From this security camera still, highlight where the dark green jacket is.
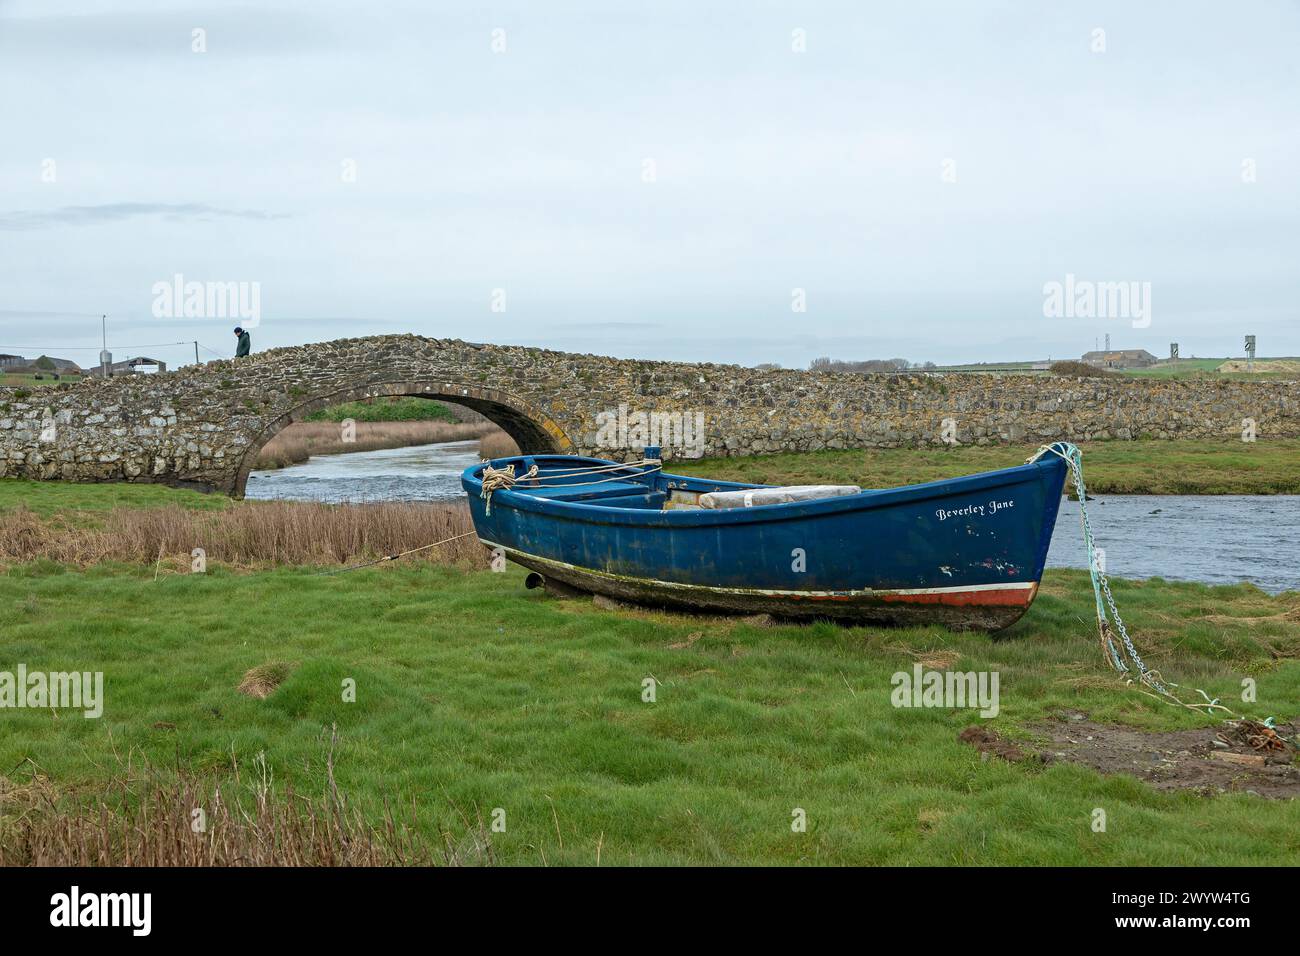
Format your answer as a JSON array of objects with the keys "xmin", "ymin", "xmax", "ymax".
[{"xmin": 235, "ymin": 331, "xmax": 251, "ymax": 357}]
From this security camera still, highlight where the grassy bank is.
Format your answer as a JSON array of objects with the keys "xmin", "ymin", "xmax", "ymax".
[
  {"xmin": 1121, "ymin": 359, "xmax": 1300, "ymax": 380},
  {"xmin": 672, "ymin": 440, "xmax": 1300, "ymax": 495},
  {"xmin": 1, "ymin": 559, "xmax": 1297, "ymax": 865},
  {"xmin": 929, "ymin": 360, "xmax": 1300, "ymax": 381},
  {"xmin": 1, "ymin": 479, "xmax": 1298, "ymax": 864},
  {"xmin": 0, "ymin": 477, "xmax": 230, "ymax": 517},
  {"xmin": 0, "ymin": 372, "xmax": 85, "ymax": 389},
  {"xmin": 302, "ymin": 397, "xmax": 458, "ymax": 423}
]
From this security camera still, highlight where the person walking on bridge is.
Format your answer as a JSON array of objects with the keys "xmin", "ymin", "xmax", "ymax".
[{"xmin": 233, "ymin": 326, "xmax": 251, "ymax": 358}]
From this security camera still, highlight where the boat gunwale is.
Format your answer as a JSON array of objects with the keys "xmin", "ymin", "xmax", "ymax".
[{"xmin": 462, "ymin": 453, "xmax": 1068, "ymax": 529}]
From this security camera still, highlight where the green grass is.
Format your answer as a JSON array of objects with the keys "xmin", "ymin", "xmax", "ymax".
[
  {"xmin": 924, "ymin": 359, "xmax": 1299, "ymax": 380},
  {"xmin": 1, "ymin": 560, "xmax": 1298, "ymax": 865},
  {"xmin": 1118, "ymin": 358, "xmax": 1300, "ymax": 382},
  {"xmin": 1123, "ymin": 364, "xmax": 1297, "ymax": 381},
  {"xmin": 932, "ymin": 362, "xmax": 1041, "ymax": 372},
  {"xmin": 0, "ymin": 373, "xmax": 84, "ymax": 388},
  {"xmin": 674, "ymin": 440, "xmax": 1300, "ymax": 495},
  {"xmin": 304, "ymin": 397, "xmax": 457, "ymax": 423},
  {"xmin": 1120, "ymin": 359, "xmax": 1226, "ymax": 377},
  {"xmin": 0, "ymin": 477, "xmax": 230, "ymax": 517}
]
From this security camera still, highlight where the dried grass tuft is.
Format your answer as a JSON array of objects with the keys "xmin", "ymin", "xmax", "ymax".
[{"xmin": 237, "ymin": 662, "xmax": 294, "ymax": 699}]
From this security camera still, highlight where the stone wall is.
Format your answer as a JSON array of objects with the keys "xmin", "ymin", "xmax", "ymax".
[{"xmin": 0, "ymin": 334, "xmax": 1295, "ymax": 495}]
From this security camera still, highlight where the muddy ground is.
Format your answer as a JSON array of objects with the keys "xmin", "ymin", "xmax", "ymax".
[{"xmin": 960, "ymin": 715, "xmax": 1300, "ymax": 799}]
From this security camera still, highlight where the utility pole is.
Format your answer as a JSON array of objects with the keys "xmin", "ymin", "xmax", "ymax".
[
  {"xmin": 99, "ymin": 314, "xmax": 112, "ymax": 378},
  {"xmin": 194, "ymin": 341, "xmax": 200, "ymax": 366}
]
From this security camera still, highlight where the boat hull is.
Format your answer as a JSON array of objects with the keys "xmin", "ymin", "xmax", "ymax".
[
  {"xmin": 489, "ymin": 541, "xmax": 1040, "ymax": 630},
  {"xmin": 463, "ymin": 448, "xmax": 1069, "ymax": 632}
]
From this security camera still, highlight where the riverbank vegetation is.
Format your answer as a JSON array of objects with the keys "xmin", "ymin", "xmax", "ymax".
[
  {"xmin": 302, "ymin": 396, "xmax": 459, "ymax": 423},
  {"xmin": 478, "ymin": 430, "xmax": 521, "ymax": 459},
  {"xmin": 260, "ymin": 422, "xmax": 1300, "ymax": 495},
  {"xmin": 673, "ymin": 440, "xmax": 1300, "ymax": 496},
  {"xmin": 250, "ymin": 396, "xmax": 518, "ymax": 468},
  {"xmin": 253, "ymin": 420, "xmax": 499, "ymax": 470},
  {"xmin": 0, "ymin": 497, "xmax": 479, "ymax": 567}
]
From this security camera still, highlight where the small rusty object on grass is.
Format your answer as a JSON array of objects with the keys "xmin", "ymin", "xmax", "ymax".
[
  {"xmin": 958, "ymin": 726, "xmax": 1044, "ymax": 764},
  {"xmin": 1209, "ymin": 751, "xmax": 1267, "ymax": 768}
]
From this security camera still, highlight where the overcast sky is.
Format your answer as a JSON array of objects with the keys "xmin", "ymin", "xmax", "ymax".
[{"xmin": 1, "ymin": 0, "xmax": 1296, "ymax": 369}]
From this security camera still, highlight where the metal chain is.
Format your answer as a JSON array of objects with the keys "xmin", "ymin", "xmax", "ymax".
[
  {"xmin": 1069, "ymin": 450, "xmax": 1167, "ymax": 692},
  {"xmin": 1031, "ymin": 444, "xmax": 1244, "ymax": 718},
  {"xmin": 1029, "ymin": 443, "xmax": 1168, "ymax": 692}
]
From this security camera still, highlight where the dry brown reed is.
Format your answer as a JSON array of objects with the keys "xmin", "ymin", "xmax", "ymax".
[
  {"xmin": 0, "ymin": 500, "xmax": 482, "ymax": 569},
  {"xmin": 0, "ymin": 732, "xmax": 493, "ymax": 866},
  {"xmin": 254, "ymin": 420, "xmax": 501, "ymax": 470},
  {"xmin": 477, "ymin": 430, "xmax": 521, "ymax": 459}
]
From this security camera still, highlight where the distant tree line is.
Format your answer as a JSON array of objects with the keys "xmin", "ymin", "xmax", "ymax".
[{"xmin": 807, "ymin": 357, "xmax": 936, "ymax": 373}]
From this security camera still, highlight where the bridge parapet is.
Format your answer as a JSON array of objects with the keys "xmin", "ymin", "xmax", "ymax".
[{"xmin": 0, "ymin": 334, "xmax": 1296, "ymax": 495}]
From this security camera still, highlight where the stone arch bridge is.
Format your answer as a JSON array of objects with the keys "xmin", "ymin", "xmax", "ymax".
[{"xmin": 0, "ymin": 335, "xmax": 1296, "ymax": 496}]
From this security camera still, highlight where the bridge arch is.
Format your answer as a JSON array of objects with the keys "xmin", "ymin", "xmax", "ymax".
[{"xmin": 232, "ymin": 379, "xmax": 575, "ymax": 497}]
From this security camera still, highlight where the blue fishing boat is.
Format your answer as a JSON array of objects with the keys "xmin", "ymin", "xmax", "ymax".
[{"xmin": 462, "ymin": 443, "xmax": 1070, "ymax": 631}]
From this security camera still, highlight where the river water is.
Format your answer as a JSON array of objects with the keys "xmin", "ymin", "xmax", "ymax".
[
  {"xmin": 245, "ymin": 441, "xmax": 1300, "ymax": 594},
  {"xmin": 246, "ymin": 440, "xmax": 482, "ymax": 503},
  {"xmin": 1046, "ymin": 496, "xmax": 1297, "ymax": 594}
]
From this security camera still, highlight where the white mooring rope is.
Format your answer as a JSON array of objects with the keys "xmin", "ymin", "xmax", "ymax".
[{"xmin": 479, "ymin": 458, "xmax": 662, "ymax": 514}]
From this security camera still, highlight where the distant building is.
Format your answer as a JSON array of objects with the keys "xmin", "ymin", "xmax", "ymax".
[
  {"xmin": 0, "ymin": 354, "xmax": 23, "ymax": 368},
  {"xmin": 1081, "ymin": 349, "xmax": 1157, "ymax": 369},
  {"xmin": 104, "ymin": 356, "xmax": 167, "ymax": 376}
]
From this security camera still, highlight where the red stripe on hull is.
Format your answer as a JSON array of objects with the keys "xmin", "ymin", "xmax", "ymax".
[{"xmin": 879, "ymin": 583, "xmax": 1037, "ymax": 608}]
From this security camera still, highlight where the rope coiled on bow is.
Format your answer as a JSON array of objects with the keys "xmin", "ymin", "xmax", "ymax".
[
  {"xmin": 479, "ymin": 463, "xmax": 538, "ymax": 515},
  {"xmin": 478, "ymin": 458, "xmax": 662, "ymax": 514}
]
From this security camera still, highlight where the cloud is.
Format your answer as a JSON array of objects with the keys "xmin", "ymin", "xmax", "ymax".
[
  {"xmin": 0, "ymin": 7, "xmax": 344, "ymax": 59},
  {"xmin": 0, "ymin": 203, "xmax": 288, "ymax": 230},
  {"xmin": 546, "ymin": 321, "xmax": 663, "ymax": 330}
]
